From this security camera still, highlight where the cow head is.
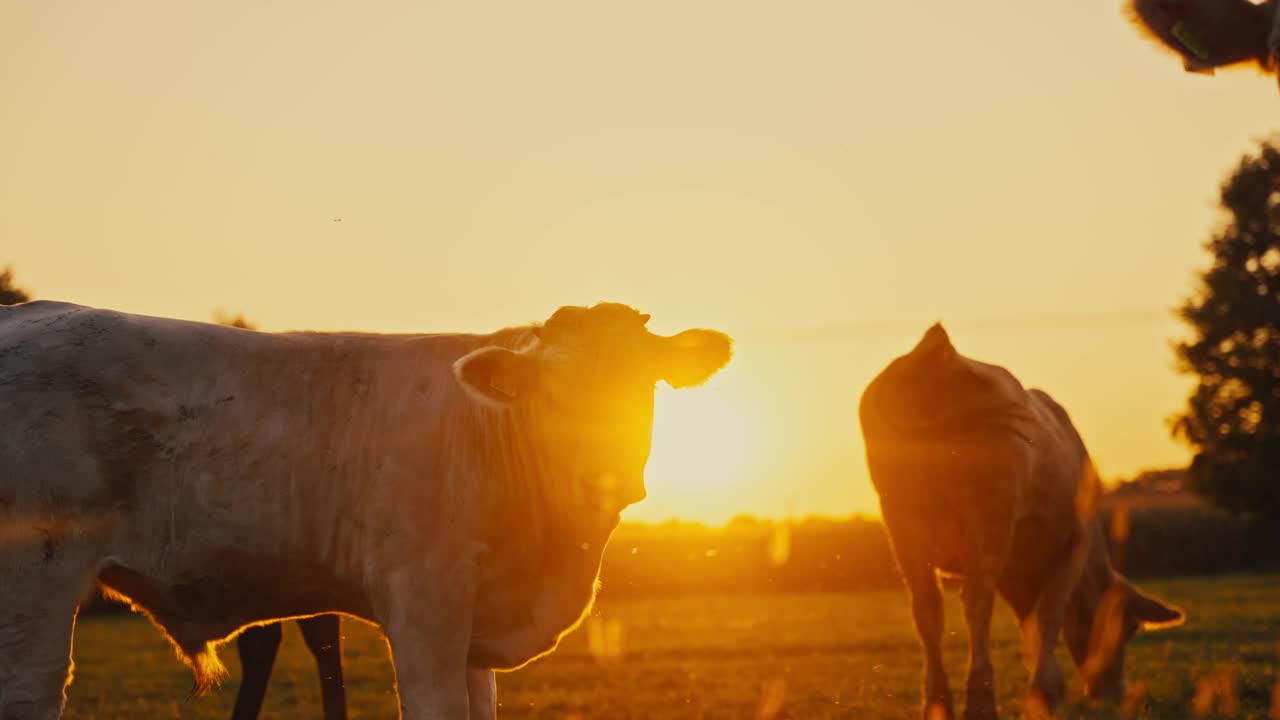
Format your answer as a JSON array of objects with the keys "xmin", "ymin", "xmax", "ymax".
[
  {"xmin": 453, "ymin": 303, "xmax": 732, "ymax": 521},
  {"xmin": 1076, "ymin": 575, "xmax": 1185, "ymax": 700},
  {"xmin": 1128, "ymin": 0, "xmax": 1274, "ymax": 74}
]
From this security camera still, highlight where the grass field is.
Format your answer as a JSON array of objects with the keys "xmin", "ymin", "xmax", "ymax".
[{"xmin": 64, "ymin": 574, "xmax": 1280, "ymax": 719}]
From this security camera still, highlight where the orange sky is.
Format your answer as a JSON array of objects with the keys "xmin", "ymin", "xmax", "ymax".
[{"xmin": 3, "ymin": 1, "xmax": 1279, "ymax": 524}]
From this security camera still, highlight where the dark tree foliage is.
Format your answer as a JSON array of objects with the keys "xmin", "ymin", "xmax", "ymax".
[
  {"xmin": 213, "ymin": 310, "xmax": 257, "ymax": 330},
  {"xmin": 0, "ymin": 266, "xmax": 31, "ymax": 305},
  {"xmin": 1173, "ymin": 139, "xmax": 1280, "ymax": 519}
]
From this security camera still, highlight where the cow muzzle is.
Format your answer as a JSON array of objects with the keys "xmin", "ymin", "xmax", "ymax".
[{"xmin": 584, "ymin": 471, "xmax": 646, "ymax": 513}]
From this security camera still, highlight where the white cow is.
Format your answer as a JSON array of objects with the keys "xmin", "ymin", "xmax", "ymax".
[{"xmin": 0, "ymin": 301, "xmax": 732, "ymax": 720}]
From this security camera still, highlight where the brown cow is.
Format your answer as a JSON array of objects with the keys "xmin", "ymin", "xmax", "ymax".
[{"xmin": 859, "ymin": 324, "xmax": 1183, "ymax": 720}]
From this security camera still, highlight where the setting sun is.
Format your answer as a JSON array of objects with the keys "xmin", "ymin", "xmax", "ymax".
[
  {"xmin": 6, "ymin": 2, "xmax": 1280, "ymax": 718},
  {"xmin": 641, "ymin": 374, "xmax": 764, "ymax": 524}
]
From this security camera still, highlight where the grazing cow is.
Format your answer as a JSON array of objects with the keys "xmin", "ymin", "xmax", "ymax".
[
  {"xmin": 858, "ymin": 324, "xmax": 1183, "ymax": 720},
  {"xmin": 0, "ymin": 300, "xmax": 731, "ymax": 720},
  {"xmin": 232, "ymin": 615, "xmax": 346, "ymax": 720}
]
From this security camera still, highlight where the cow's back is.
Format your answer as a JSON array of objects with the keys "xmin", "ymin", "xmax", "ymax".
[
  {"xmin": 0, "ymin": 301, "xmax": 159, "ymax": 510},
  {"xmin": 1019, "ymin": 388, "xmax": 1099, "ymax": 544},
  {"xmin": 0, "ymin": 302, "xmax": 450, "ymax": 554},
  {"xmin": 3, "ymin": 301, "xmax": 253, "ymax": 489},
  {"xmin": 2, "ymin": 302, "xmax": 494, "ymax": 630},
  {"xmin": 991, "ymin": 388, "xmax": 1104, "ymax": 615},
  {"xmin": 860, "ymin": 353, "xmax": 1099, "ymax": 585},
  {"xmin": 860, "ymin": 362, "xmax": 1037, "ymax": 576}
]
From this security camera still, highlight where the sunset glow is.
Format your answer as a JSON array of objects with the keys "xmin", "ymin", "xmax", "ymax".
[
  {"xmin": 5, "ymin": 0, "xmax": 1280, "ymax": 525},
  {"xmin": 642, "ymin": 376, "xmax": 765, "ymax": 524}
]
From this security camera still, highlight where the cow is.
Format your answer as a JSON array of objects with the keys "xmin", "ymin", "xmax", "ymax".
[
  {"xmin": 1128, "ymin": 0, "xmax": 1280, "ymax": 87},
  {"xmin": 0, "ymin": 300, "xmax": 732, "ymax": 720},
  {"xmin": 232, "ymin": 615, "xmax": 346, "ymax": 720},
  {"xmin": 858, "ymin": 324, "xmax": 1183, "ymax": 720}
]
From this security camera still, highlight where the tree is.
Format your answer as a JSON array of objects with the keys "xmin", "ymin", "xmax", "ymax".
[
  {"xmin": 0, "ymin": 266, "xmax": 31, "ymax": 305},
  {"xmin": 1173, "ymin": 138, "xmax": 1280, "ymax": 518},
  {"xmin": 213, "ymin": 310, "xmax": 257, "ymax": 330}
]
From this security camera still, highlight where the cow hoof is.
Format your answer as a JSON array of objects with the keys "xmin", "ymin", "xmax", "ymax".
[
  {"xmin": 1019, "ymin": 692, "xmax": 1052, "ymax": 720},
  {"xmin": 922, "ymin": 699, "xmax": 955, "ymax": 720},
  {"xmin": 962, "ymin": 703, "xmax": 998, "ymax": 720}
]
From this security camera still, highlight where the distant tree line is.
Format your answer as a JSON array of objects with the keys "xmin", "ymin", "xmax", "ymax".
[
  {"xmin": 0, "ymin": 266, "xmax": 31, "ymax": 305},
  {"xmin": 593, "ymin": 501, "xmax": 1280, "ymax": 601},
  {"xmin": 598, "ymin": 515, "xmax": 900, "ymax": 598},
  {"xmin": 82, "ymin": 499, "xmax": 1279, "ymax": 616}
]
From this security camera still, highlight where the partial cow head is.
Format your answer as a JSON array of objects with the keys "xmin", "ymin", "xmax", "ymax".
[
  {"xmin": 1128, "ymin": 0, "xmax": 1274, "ymax": 75},
  {"xmin": 453, "ymin": 303, "xmax": 732, "ymax": 521},
  {"xmin": 1076, "ymin": 575, "xmax": 1185, "ymax": 700}
]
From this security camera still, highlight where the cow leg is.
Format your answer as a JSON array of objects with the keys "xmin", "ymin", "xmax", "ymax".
[
  {"xmin": 231, "ymin": 622, "xmax": 283, "ymax": 720},
  {"xmin": 960, "ymin": 480, "xmax": 1016, "ymax": 720},
  {"xmin": 376, "ymin": 544, "xmax": 484, "ymax": 720},
  {"xmin": 961, "ymin": 575, "xmax": 998, "ymax": 720},
  {"xmin": 881, "ymin": 501, "xmax": 953, "ymax": 720},
  {"xmin": 1019, "ymin": 534, "xmax": 1088, "ymax": 719},
  {"xmin": 382, "ymin": 606, "xmax": 473, "ymax": 719},
  {"xmin": 909, "ymin": 564, "xmax": 952, "ymax": 720},
  {"xmin": 466, "ymin": 668, "xmax": 496, "ymax": 720},
  {"xmin": 298, "ymin": 615, "xmax": 347, "ymax": 720},
  {"xmin": 0, "ymin": 551, "xmax": 97, "ymax": 720},
  {"xmin": 0, "ymin": 603, "xmax": 77, "ymax": 720}
]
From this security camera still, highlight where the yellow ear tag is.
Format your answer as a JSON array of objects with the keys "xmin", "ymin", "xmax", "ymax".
[{"xmin": 1171, "ymin": 21, "xmax": 1212, "ymax": 63}]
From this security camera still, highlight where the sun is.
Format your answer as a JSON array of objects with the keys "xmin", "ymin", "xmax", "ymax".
[{"xmin": 640, "ymin": 375, "xmax": 763, "ymax": 523}]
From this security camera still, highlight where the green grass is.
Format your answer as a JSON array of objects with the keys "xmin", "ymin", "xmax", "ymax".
[{"xmin": 64, "ymin": 574, "xmax": 1280, "ymax": 719}]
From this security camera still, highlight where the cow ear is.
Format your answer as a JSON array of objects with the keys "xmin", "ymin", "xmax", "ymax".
[
  {"xmin": 453, "ymin": 347, "xmax": 537, "ymax": 406},
  {"xmin": 657, "ymin": 329, "xmax": 732, "ymax": 388},
  {"xmin": 1123, "ymin": 580, "xmax": 1185, "ymax": 630}
]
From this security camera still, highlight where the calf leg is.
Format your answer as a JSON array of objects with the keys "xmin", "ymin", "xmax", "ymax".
[
  {"xmin": 231, "ymin": 623, "xmax": 283, "ymax": 720},
  {"xmin": 298, "ymin": 615, "xmax": 347, "ymax": 720}
]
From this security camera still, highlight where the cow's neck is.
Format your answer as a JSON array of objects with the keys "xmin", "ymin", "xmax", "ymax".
[
  {"xmin": 460, "ymin": 394, "xmax": 617, "ymax": 668},
  {"xmin": 1063, "ymin": 524, "xmax": 1116, "ymax": 669},
  {"xmin": 480, "ymin": 404, "xmax": 614, "ymax": 578},
  {"xmin": 421, "ymin": 330, "xmax": 613, "ymax": 578}
]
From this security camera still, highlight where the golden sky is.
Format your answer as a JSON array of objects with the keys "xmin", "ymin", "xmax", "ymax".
[{"xmin": 4, "ymin": 1, "xmax": 1279, "ymax": 524}]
